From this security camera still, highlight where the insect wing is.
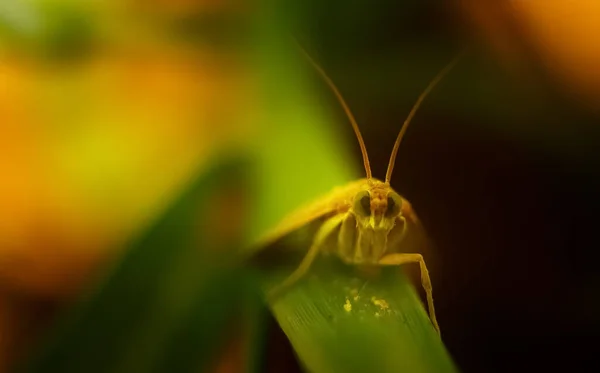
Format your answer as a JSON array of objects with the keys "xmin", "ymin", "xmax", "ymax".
[{"xmin": 251, "ymin": 179, "xmax": 367, "ymax": 252}]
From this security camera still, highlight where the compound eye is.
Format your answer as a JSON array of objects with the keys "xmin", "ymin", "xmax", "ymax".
[
  {"xmin": 361, "ymin": 195, "xmax": 371, "ymax": 214},
  {"xmin": 354, "ymin": 190, "xmax": 371, "ymax": 216},
  {"xmin": 386, "ymin": 193, "xmax": 402, "ymax": 217}
]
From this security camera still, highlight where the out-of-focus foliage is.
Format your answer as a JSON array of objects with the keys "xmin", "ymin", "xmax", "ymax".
[
  {"xmin": 20, "ymin": 157, "xmax": 257, "ymax": 373},
  {"xmin": 0, "ymin": 0, "xmax": 256, "ymax": 299},
  {"xmin": 1, "ymin": 1, "xmax": 259, "ymax": 371}
]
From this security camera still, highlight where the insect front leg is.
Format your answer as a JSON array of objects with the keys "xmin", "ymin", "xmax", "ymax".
[
  {"xmin": 378, "ymin": 253, "xmax": 440, "ymax": 335},
  {"xmin": 267, "ymin": 214, "xmax": 346, "ymax": 301},
  {"xmin": 337, "ymin": 213, "xmax": 357, "ymax": 263},
  {"xmin": 387, "ymin": 216, "xmax": 408, "ymax": 249}
]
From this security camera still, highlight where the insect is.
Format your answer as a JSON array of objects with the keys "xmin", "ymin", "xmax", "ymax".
[{"xmin": 256, "ymin": 44, "xmax": 462, "ymax": 335}]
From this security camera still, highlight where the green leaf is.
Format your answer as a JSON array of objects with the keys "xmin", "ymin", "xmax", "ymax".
[
  {"xmin": 20, "ymin": 155, "xmax": 257, "ymax": 373},
  {"xmin": 266, "ymin": 259, "xmax": 458, "ymax": 373}
]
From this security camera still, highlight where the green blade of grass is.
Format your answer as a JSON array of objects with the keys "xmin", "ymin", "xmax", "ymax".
[
  {"xmin": 20, "ymin": 154, "xmax": 256, "ymax": 373},
  {"xmin": 266, "ymin": 259, "xmax": 458, "ymax": 373}
]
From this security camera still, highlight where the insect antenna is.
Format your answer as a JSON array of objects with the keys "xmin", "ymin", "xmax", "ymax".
[
  {"xmin": 385, "ymin": 52, "xmax": 464, "ymax": 184},
  {"xmin": 295, "ymin": 41, "xmax": 372, "ymax": 179}
]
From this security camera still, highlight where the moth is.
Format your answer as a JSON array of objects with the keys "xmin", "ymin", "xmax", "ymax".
[{"xmin": 256, "ymin": 45, "xmax": 462, "ymax": 335}]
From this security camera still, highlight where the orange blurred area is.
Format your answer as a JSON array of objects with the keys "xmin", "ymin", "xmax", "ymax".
[
  {"xmin": 460, "ymin": 0, "xmax": 600, "ymax": 109},
  {"xmin": 513, "ymin": 0, "xmax": 600, "ymax": 107},
  {"xmin": 0, "ymin": 14, "xmax": 256, "ymax": 299}
]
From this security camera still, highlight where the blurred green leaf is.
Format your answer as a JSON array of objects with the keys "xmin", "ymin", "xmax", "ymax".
[
  {"xmin": 245, "ymin": 14, "xmax": 359, "ymax": 248},
  {"xmin": 0, "ymin": 0, "xmax": 97, "ymax": 60},
  {"xmin": 20, "ymin": 155, "xmax": 256, "ymax": 373}
]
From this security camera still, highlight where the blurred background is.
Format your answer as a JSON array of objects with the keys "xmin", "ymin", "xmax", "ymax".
[{"xmin": 1, "ymin": 0, "xmax": 599, "ymax": 372}]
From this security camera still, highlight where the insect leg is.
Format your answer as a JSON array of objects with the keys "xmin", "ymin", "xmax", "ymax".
[
  {"xmin": 337, "ymin": 212, "xmax": 357, "ymax": 263},
  {"xmin": 267, "ymin": 214, "xmax": 346, "ymax": 301},
  {"xmin": 378, "ymin": 253, "xmax": 440, "ymax": 335},
  {"xmin": 387, "ymin": 216, "xmax": 408, "ymax": 249}
]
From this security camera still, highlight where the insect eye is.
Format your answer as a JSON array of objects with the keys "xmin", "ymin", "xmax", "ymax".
[
  {"xmin": 386, "ymin": 194, "xmax": 402, "ymax": 217},
  {"xmin": 360, "ymin": 195, "xmax": 371, "ymax": 215},
  {"xmin": 354, "ymin": 191, "xmax": 371, "ymax": 216}
]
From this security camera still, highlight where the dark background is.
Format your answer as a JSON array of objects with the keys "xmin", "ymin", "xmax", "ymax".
[{"xmin": 266, "ymin": 0, "xmax": 600, "ymax": 372}]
